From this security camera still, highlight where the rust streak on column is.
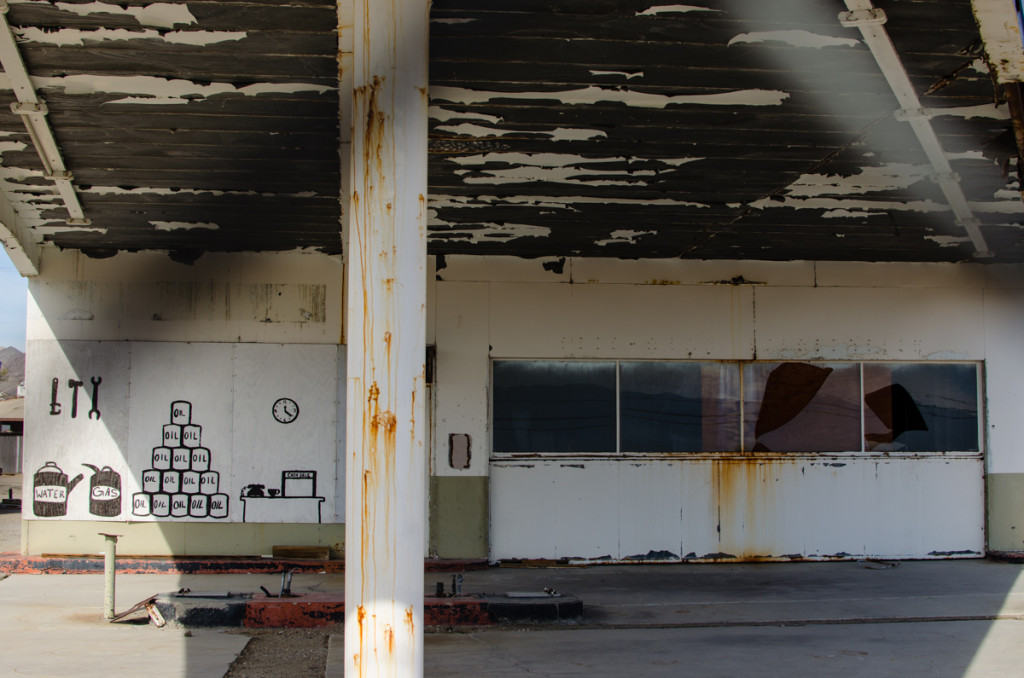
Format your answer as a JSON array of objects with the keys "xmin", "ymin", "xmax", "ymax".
[{"xmin": 344, "ymin": 0, "xmax": 429, "ymax": 676}]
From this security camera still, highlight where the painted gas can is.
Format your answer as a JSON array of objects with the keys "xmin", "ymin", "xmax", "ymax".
[{"xmin": 83, "ymin": 464, "xmax": 121, "ymax": 517}]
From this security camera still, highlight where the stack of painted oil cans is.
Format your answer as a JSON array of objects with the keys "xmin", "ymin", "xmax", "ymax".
[{"xmin": 132, "ymin": 401, "xmax": 230, "ymax": 519}]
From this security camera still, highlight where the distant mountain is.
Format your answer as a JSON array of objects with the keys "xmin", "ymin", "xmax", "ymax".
[{"xmin": 0, "ymin": 347, "xmax": 25, "ymax": 398}]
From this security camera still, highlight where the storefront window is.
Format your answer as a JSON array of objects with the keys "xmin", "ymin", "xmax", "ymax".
[
  {"xmin": 862, "ymin": 363, "xmax": 978, "ymax": 452},
  {"xmin": 492, "ymin": 360, "xmax": 616, "ymax": 453},
  {"xmin": 742, "ymin": 362, "xmax": 861, "ymax": 452},
  {"xmin": 621, "ymin": 361, "xmax": 740, "ymax": 452},
  {"xmin": 492, "ymin": 360, "xmax": 980, "ymax": 454}
]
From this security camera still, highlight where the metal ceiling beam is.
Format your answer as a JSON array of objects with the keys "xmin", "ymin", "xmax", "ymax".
[
  {"xmin": 0, "ymin": 184, "xmax": 39, "ymax": 276},
  {"xmin": 0, "ymin": 0, "xmax": 89, "ymax": 228},
  {"xmin": 841, "ymin": 0, "xmax": 993, "ymax": 258}
]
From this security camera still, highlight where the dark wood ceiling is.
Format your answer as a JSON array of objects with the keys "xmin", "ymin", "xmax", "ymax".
[{"xmin": 1, "ymin": 0, "xmax": 1023, "ymax": 263}]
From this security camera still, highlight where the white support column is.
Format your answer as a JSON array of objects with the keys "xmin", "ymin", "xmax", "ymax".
[{"xmin": 344, "ymin": 1, "xmax": 429, "ymax": 677}]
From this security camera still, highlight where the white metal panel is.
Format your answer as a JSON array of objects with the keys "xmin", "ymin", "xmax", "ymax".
[
  {"xmin": 679, "ymin": 460, "xmax": 720, "ymax": 559},
  {"xmin": 489, "ymin": 283, "xmax": 754, "ymax": 360},
  {"xmin": 551, "ymin": 461, "xmax": 619, "ymax": 560},
  {"xmin": 491, "ymin": 456, "xmax": 983, "ymax": 561},
  {"xmin": 571, "ymin": 258, "xmax": 817, "ymax": 287},
  {"xmin": 754, "ymin": 286, "xmax": 985, "ymax": 360},
  {"xmin": 715, "ymin": 459, "xmax": 807, "ymax": 558},
  {"xmin": 126, "ymin": 342, "xmax": 235, "ymax": 522},
  {"xmin": 232, "ymin": 344, "xmax": 337, "ymax": 524},
  {"xmin": 983, "ymin": 289, "xmax": 1024, "ymax": 473},
  {"xmin": 800, "ymin": 461, "xmax": 869, "ymax": 557},
  {"xmin": 433, "ymin": 281, "xmax": 490, "ymax": 477},
  {"xmin": 618, "ymin": 460, "xmax": 684, "ymax": 559},
  {"xmin": 435, "ymin": 255, "xmax": 571, "ymax": 283},
  {"xmin": 490, "ymin": 462, "xmax": 558, "ymax": 559},
  {"xmin": 816, "ymin": 261, "xmax": 987, "ymax": 288},
  {"xmin": 27, "ymin": 249, "xmax": 343, "ymax": 345},
  {"xmin": 23, "ymin": 339, "xmax": 130, "ymax": 521},
  {"xmin": 912, "ymin": 459, "xmax": 985, "ymax": 555},
  {"xmin": 334, "ymin": 344, "xmax": 346, "ymax": 522}
]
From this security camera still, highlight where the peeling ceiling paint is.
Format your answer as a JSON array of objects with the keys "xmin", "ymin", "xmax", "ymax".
[
  {"xmin": 434, "ymin": 122, "xmax": 607, "ymax": 141},
  {"xmin": 429, "ymin": 107, "xmax": 503, "ymax": 124},
  {"xmin": 589, "ymin": 70, "xmax": 645, "ymax": 80},
  {"xmin": 929, "ymin": 104, "xmax": 1010, "ymax": 120},
  {"xmin": 727, "ymin": 30, "xmax": 860, "ymax": 49},
  {"xmin": 428, "ymin": 222, "xmax": 552, "ymax": 243},
  {"xmin": 782, "ymin": 164, "xmax": 934, "ymax": 197},
  {"xmin": 636, "ymin": 5, "xmax": 722, "ymax": 16},
  {"xmin": 596, "ymin": 230, "xmax": 656, "ymax": 246},
  {"xmin": 14, "ymin": 27, "xmax": 247, "ymax": 47},
  {"xmin": 431, "ymin": 86, "xmax": 789, "ymax": 108},
  {"xmin": 31, "ymin": 75, "xmax": 333, "ymax": 104},
  {"xmin": 449, "ymin": 153, "xmax": 703, "ymax": 187},
  {"xmin": 150, "ymin": 221, "xmax": 219, "ymax": 232},
  {"xmin": 48, "ymin": 1, "xmax": 197, "ymax": 29}
]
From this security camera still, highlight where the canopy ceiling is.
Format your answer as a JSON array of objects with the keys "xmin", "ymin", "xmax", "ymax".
[{"xmin": 1, "ymin": 0, "xmax": 1023, "ymax": 266}]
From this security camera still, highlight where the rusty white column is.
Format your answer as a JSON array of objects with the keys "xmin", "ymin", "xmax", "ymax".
[{"xmin": 344, "ymin": 1, "xmax": 429, "ymax": 677}]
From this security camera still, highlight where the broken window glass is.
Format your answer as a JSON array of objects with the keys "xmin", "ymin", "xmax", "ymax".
[
  {"xmin": 492, "ymin": 361, "xmax": 616, "ymax": 453},
  {"xmin": 863, "ymin": 363, "xmax": 978, "ymax": 452},
  {"xmin": 743, "ymin": 362, "xmax": 861, "ymax": 452},
  {"xmin": 620, "ymin": 361, "xmax": 740, "ymax": 452}
]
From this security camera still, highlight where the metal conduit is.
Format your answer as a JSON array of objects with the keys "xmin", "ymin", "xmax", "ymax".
[{"xmin": 840, "ymin": 0, "xmax": 993, "ymax": 257}]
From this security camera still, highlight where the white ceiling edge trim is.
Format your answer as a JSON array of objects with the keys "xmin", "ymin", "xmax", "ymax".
[
  {"xmin": 0, "ymin": 186, "xmax": 39, "ymax": 276},
  {"xmin": 842, "ymin": 0, "xmax": 993, "ymax": 258},
  {"xmin": 972, "ymin": 0, "xmax": 1024, "ymax": 83}
]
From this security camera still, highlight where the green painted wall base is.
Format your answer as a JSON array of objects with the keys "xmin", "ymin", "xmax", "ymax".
[
  {"xmin": 430, "ymin": 475, "xmax": 488, "ymax": 559},
  {"xmin": 988, "ymin": 473, "xmax": 1024, "ymax": 553},
  {"xmin": 22, "ymin": 520, "xmax": 345, "ymax": 558}
]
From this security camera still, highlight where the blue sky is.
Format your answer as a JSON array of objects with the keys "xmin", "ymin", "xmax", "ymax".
[{"xmin": 0, "ymin": 255, "xmax": 27, "ymax": 351}]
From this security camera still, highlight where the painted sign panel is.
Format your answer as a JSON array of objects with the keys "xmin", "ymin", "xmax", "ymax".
[
  {"xmin": 25, "ymin": 340, "xmax": 130, "ymax": 521},
  {"xmin": 24, "ymin": 340, "xmax": 341, "ymax": 523}
]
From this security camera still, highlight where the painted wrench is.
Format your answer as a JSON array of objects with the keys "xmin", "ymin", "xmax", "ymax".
[{"xmin": 88, "ymin": 376, "xmax": 102, "ymax": 420}]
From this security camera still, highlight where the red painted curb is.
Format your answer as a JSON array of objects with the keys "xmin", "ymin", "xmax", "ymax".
[
  {"xmin": 0, "ymin": 554, "xmax": 488, "ymax": 575},
  {"xmin": 241, "ymin": 594, "xmax": 493, "ymax": 628}
]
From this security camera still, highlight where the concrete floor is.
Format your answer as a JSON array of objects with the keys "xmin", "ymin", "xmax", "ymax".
[
  {"xmin": 3, "ymin": 483, "xmax": 1023, "ymax": 677},
  {"xmin": 330, "ymin": 560, "xmax": 1024, "ymax": 677},
  {"xmin": 2, "ymin": 559, "xmax": 1021, "ymax": 677}
]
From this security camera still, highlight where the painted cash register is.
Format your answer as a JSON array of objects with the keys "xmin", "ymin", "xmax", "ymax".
[{"xmin": 240, "ymin": 470, "xmax": 325, "ymax": 523}]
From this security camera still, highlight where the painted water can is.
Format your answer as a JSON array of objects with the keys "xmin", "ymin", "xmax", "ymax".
[{"xmin": 32, "ymin": 461, "xmax": 83, "ymax": 517}]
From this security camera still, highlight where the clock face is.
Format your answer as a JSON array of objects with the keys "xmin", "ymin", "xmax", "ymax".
[{"xmin": 272, "ymin": 397, "xmax": 299, "ymax": 424}]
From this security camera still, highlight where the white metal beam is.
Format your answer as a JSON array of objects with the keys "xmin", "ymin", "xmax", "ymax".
[
  {"xmin": 0, "ymin": 1, "xmax": 90, "ymax": 227},
  {"xmin": 841, "ymin": 0, "xmax": 993, "ymax": 258},
  {"xmin": 344, "ymin": 0, "xmax": 430, "ymax": 676},
  {"xmin": 0, "ymin": 185, "xmax": 39, "ymax": 276}
]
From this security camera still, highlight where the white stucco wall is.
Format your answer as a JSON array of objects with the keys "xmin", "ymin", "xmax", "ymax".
[
  {"xmin": 431, "ymin": 256, "xmax": 1024, "ymax": 560},
  {"xmin": 21, "ymin": 249, "xmax": 347, "ymax": 551}
]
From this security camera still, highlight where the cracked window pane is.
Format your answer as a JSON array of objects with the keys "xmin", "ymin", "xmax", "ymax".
[
  {"xmin": 863, "ymin": 363, "xmax": 978, "ymax": 452},
  {"xmin": 743, "ymin": 362, "xmax": 861, "ymax": 452},
  {"xmin": 620, "ymin": 362, "xmax": 740, "ymax": 452},
  {"xmin": 493, "ymin": 361, "xmax": 616, "ymax": 453}
]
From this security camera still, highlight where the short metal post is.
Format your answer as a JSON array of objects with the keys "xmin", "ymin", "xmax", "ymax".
[{"xmin": 99, "ymin": 532, "xmax": 120, "ymax": 619}]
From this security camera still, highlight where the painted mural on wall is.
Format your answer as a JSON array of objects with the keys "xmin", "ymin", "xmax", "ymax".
[
  {"xmin": 132, "ymin": 401, "xmax": 230, "ymax": 519},
  {"xmin": 240, "ymin": 470, "xmax": 325, "ymax": 523},
  {"xmin": 24, "ymin": 341, "xmax": 344, "ymax": 523},
  {"xmin": 32, "ymin": 461, "xmax": 122, "ymax": 518}
]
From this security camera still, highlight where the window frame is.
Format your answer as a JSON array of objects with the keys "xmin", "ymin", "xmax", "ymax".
[{"xmin": 489, "ymin": 359, "xmax": 984, "ymax": 459}]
